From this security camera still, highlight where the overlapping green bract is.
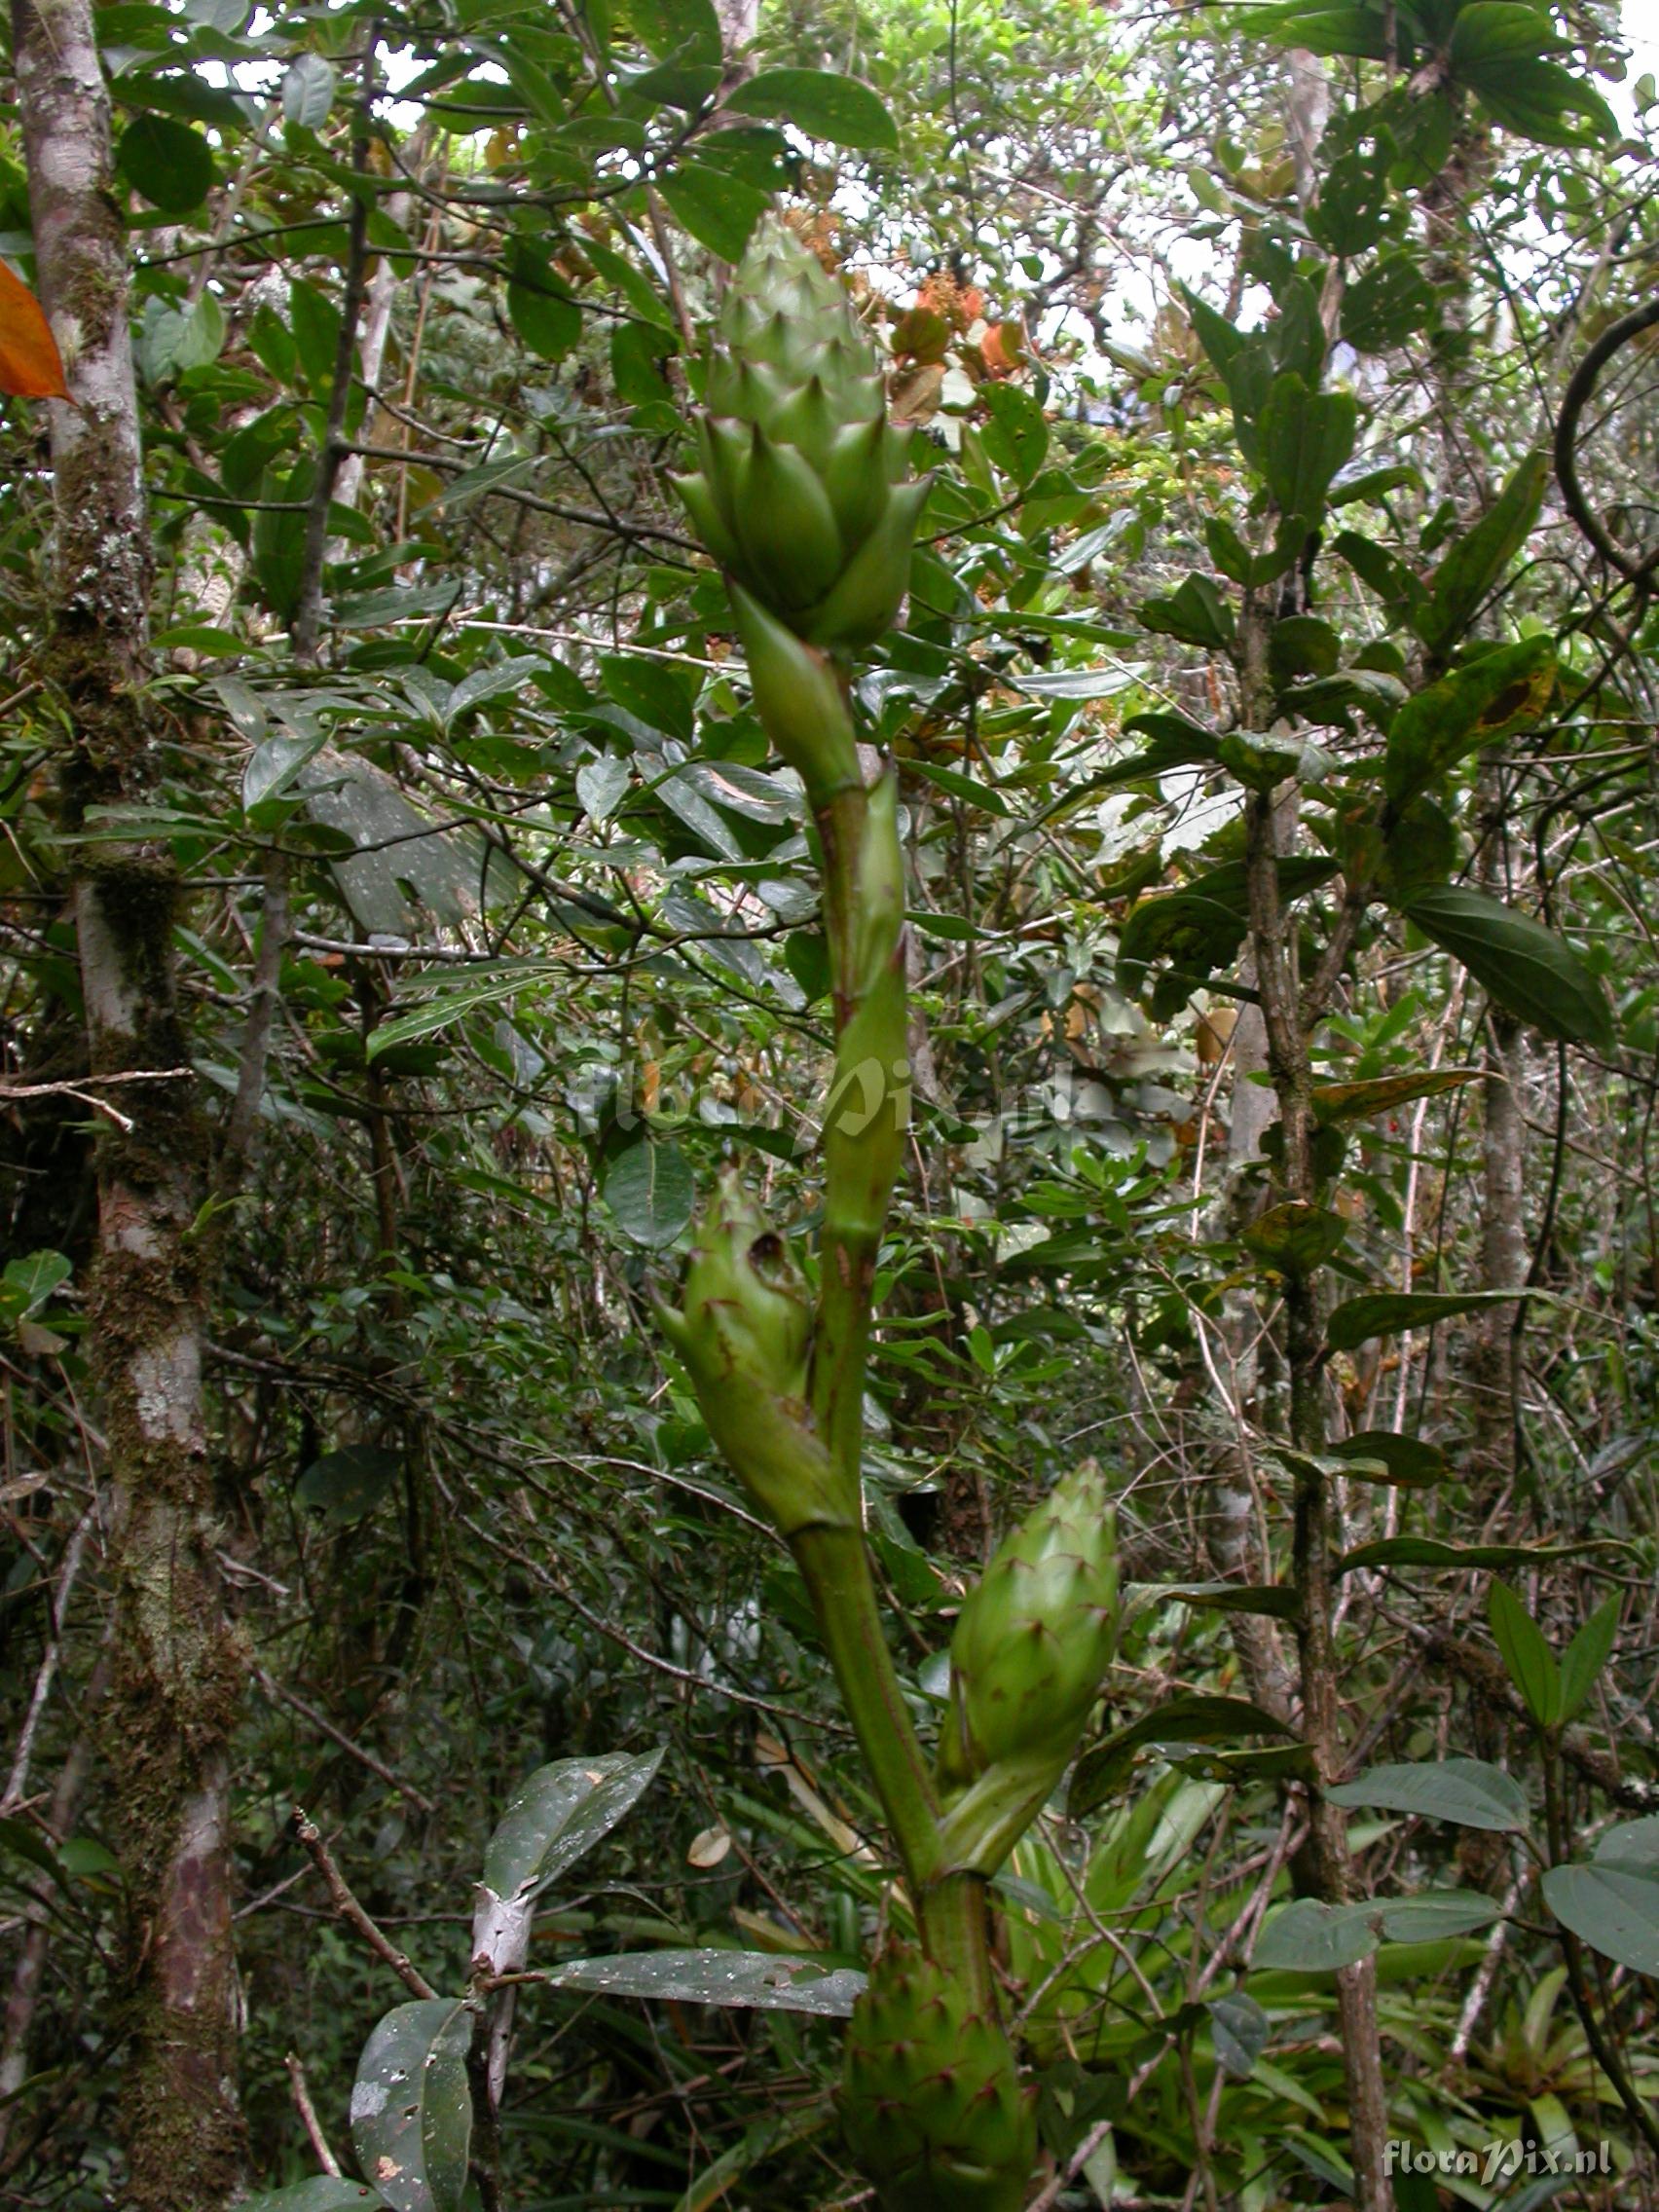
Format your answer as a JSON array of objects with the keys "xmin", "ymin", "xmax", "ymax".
[
  {"xmin": 672, "ymin": 221, "xmax": 927, "ymax": 652},
  {"xmin": 838, "ymin": 1944, "xmax": 1038, "ymax": 2212},
  {"xmin": 940, "ymin": 1462, "xmax": 1120, "ymax": 1791}
]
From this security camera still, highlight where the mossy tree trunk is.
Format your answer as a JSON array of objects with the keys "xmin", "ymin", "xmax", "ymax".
[{"xmin": 12, "ymin": 0, "xmax": 244, "ymax": 2202}]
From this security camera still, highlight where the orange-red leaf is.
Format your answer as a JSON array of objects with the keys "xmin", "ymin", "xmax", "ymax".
[{"xmin": 0, "ymin": 261, "xmax": 68, "ymax": 400}]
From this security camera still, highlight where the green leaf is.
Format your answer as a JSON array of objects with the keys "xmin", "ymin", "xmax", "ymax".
[
  {"xmin": 657, "ymin": 160, "xmax": 770, "ymax": 261},
  {"xmin": 1208, "ymin": 1991, "xmax": 1271, "ymax": 2078},
  {"xmin": 1255, "ymin": 1899, "xmax": 1377, "ymax": 1972},
  {"xmin": 368, "ymin": 965, "xmax": 557, "ymax": 1057},
  {"xmin": 1139, "ymin": 572, "xmax": 1235, "ymax": 649},
  {"xmin": 1542, "ymin": 1848, "xmax": 1659, "ymax": 1974},
  {"xmin": 631, "ymin": 0, "xmax": 721, "ymax": 62},
  {"xmin": 1489, "ymin": 1582, "xmax": 1561, "ymax": 1726},
  {"xmin": 1401, "ymin": 884, "xmax": 1614, "ymax": 1051},
  {"xmin": 117, "ymin": 114, "xmax": 215, "ymax": 210},
  {"xmin": 724, "ymin": 69, "xmax": 898, "ymax": 150},
  {"xmin": 350, "ymin": 2000, "xmax": 473, "ymax": 2212},
  {"xmin": 1254, "ymin": 1891, "xmax": 1501, "ymax": 1973},
  {"xmin": 1327, "ymin": 1286, "xmax": 1530, "ymax": 1353},
  {"xmin": 280, "ymin": 52, "xmax": 336, "ymax": 128},
  {"xmin": 1326, "ymin": 1758, "xmax": 1529, "ymax": 1832},
  {"xmin": 295, "ymin": 1445, "xmax": 402, "ymax": 1529},
  {"xmin": 1375, "ymin": 1891, "xmax": 1503, "ymax": 1942},
  {"xmin": 1309, "ymin": 134, "xmax": 1393, "ymax": 255},
  {"xmin": 1339, "ymin": 1536, "xmax": 1615, "ymax": 1573},
  {"xmin": 1341, "ymin": 250, "xmax": 1435, "ymax": 355},
  {"xmin": 980, "ymin": 385, "xmax": 1049, "ymax": 485},
  {"xmin": 602, "ymin": 1137, "xmax": 695, "ymax": 1248},
  {"xmin": 601, "ymin": 653, "xmax": 695, "ymax": 742},
  {"xmin": 1557, "ymin": 1594, "xmax": 1620, "ymax": 1722},
  {"xmin": 1071, "ymin": 1696, "xmax": 1295, "ymax": 1816},
  {"xmin": 1329, "ymin": 1431, "xmax": 1450, "ymax": 1487},
  {"xmin": 1160, "ymin": 1582, "xmax": 1303, "ymax": 1620},
  {"xmin": 2, "ymin": 1249, "xmax": 72, "ymax": 1322},
  {"xmin": 482, "ymin": 1749, "xmax": 662, "ymax": 1900},
  {"xmin": 243, "ymin": 729, "xmax": 327, "ymax": 822},
  {"xmin": 234, "ymin": 2186, "xmax": 381, "ymax": 2212},
  {"xmin": 577, "ymin": 755, "xmax": 632, "ymax": 824},
  {"xmin": 507, "ymin": 243, "xmax": 582, "ymax": 359},
  {"xmin": 1419, "ymin": 452, "xmax": 1548, "ymax": 657},
  {"xmin": 1383, "ymin": 637, "xmax": 1556, "ymax": 805},
  {"xmin": 548, "ymin": 1947, "xmax": 866, "ymax": 2015},
  {"xmin": 1257, "ymin": 373, "xmax": 1357, "ymax": 521}
]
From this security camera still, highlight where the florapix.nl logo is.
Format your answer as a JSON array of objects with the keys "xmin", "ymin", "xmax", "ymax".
[{"xmin": 1385, "ymin": 2137, "xmax": 1615, "ymax": 2186}]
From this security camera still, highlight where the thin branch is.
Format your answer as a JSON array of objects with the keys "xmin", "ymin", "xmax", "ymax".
[
  {"xmin": 284, "ymin": 2052, "xmax": 343, "ymax": 2178},
  {"xmin": 292, "ymin": 1808, "xmax": 438, "ymax": 1999}
]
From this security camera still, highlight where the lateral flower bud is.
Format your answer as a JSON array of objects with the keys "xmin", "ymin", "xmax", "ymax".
[
  {"xmin": 939, "ymin": 1463, "xmax": 1120, "ymax": 1793},
  {"xmin": 654, "ymin": 1171, "xmax": 852, "ymax": 1536},
  {"xmin": 671, "ymin": 219, "xmax": 929, "ymax": 654}
]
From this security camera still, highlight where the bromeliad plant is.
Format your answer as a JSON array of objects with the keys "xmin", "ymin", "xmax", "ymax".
[{"xmin": 654, "ymin": 220, "xmax": 1122, "ymax": 2211}]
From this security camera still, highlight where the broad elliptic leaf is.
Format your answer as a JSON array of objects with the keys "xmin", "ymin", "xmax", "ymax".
[
  {"xmin": 280, "ymin": 53, "xmax": 337, "ymax": 127},
  {"xmin": 1254, "ymin": 1891, "xmax": 1500, "ymax": 1972},
  {"xmin": 549, "ymin": 1948, "xmax": 866, "ymax": 2016},
  {"xmin": 1327, "ymin": 1286, "xmax": 1531, "ymax": 1351},
  {"xmin": 1489, "ymin": 1581, "xmax": 1560, "ymax": 1727},
  {"xmin": 117, "ymin": 115, "xmax": 215, "ymax": 211},
  {"xmin": 1326, "ymin": 1757, "xmax": 1530, "ymax": 1832},
  {"xmin": 1208, "ymin": 1991, "xmax": 1271, "ymax": 2077},
  {"xmin": 1376, "ymin": 1891, "xmax": 1503, "ymax": 1942},
  {"xmin": 658, "ymin": 160, "xmax": 770, "ymax": 261},
  {"xmin": 1401, "ymin": 885, "xmax": 1614, "ymax": 1050},
  {"xmin": 295, "ymin": 1446, "xmax": 402, "ymax": 1529},
  {"xmin": 632, "ymin": 0, "xmax": 723, "ymax": 63},
  {"xmin": 576, "ymin": 755, "xmax": 632, "ymax": 824},
  {"xmin": 725, "ymin": 68, "xmax": 898, "ymax": 150},
  {"xmin": 1255, "ymin": 1899, "xmax": 1377, "ymax": 1972},
  {"xmin": 0, "ymin": 261, "xmax": 67, "ymax": 398},
  {"xmin": 350, "ymin": 2000, "xmax": 473, "ymax": 2212},
  {"xmin": 506, "ymin": 245, "xmax": 581, "ymax": 360},
  {"xmin": 1329, "ymin": 1430, "xmax": 1449, "ymax": 1487},
  {"xmin": 1257, "ymin": 372, "xmax": 1357, "ymax": 520},
  {"xmin": 236, "ymin": 2186, "xmax": 380, "ymax": 2212},
  {"xmin": 1542, "ymin": 1835, "xmax": 1659, "ymax": 1975},
  {"xmin": 602, "ymin": 1137, "xmax": 695, "ymax": 1248}
]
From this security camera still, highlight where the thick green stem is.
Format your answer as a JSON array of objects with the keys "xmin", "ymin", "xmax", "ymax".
[
  {"xmin": 812, "ymin": 767, "xmax": 908, "ymax": 1487},
  {"xmin": 791, "ymin": 1526, "xmax": 940, "ymax": 1887}
]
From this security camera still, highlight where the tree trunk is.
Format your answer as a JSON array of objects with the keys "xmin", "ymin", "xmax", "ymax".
[{"xmin": 12, "ymin": 1, "xmax": 243, "ymax": 2202}]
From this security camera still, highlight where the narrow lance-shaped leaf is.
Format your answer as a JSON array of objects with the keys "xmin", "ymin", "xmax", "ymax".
[{"xmin": 1489, "ymin": 1581, "xmax": 1560, "ymax": 1726}]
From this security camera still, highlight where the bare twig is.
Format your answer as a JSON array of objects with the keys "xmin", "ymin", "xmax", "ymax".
[
  {"xmin": 284, "ymin": 2052, "xmax": 343, "ymax": 2178},
  {"xmin": 256, "ymin": 1670, "xmax": 437, "ymax": 1815},
  {"xmin": 292, "ymin": 1808, "xmax": 438, "ymax": 1999}
]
